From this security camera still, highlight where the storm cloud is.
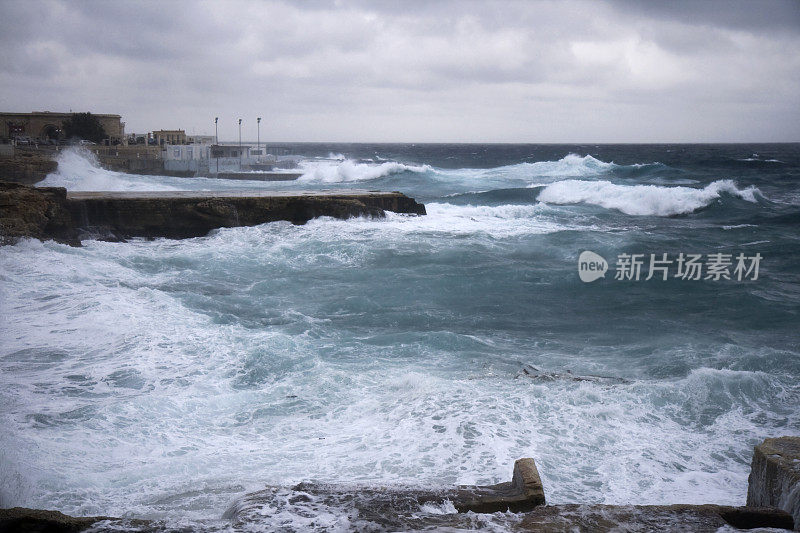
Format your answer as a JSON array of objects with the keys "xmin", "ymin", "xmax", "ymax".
[{"xmin": 1, "ymin": 0, "xmax": 798, "ymax": 142}]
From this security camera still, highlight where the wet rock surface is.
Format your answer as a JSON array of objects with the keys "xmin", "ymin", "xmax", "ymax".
[
  {"xmin": 747, "ymin": 436, "xmax": 800, "ymax": 530},
  {"xmin": 0, "ymin": 182, "xmax": 79, "ymax": 245},
  {"xmin": 517, "ymin": 504, "xmax": 793, "ymax": 532},
  {"xmin": 0, "ymin": 183, "xmax": 426, "ymax": 245},
  {"xmin": 225, "ymin": 458, "xmax": 545, "ymax": 530},
  {"xmin": 1, "ymin": 452, "xmax": 795, "ymax": 532},
  {"xmin": 0, "ymin": 150, "xmax": 58, "ymax": 185},
  {"xmin": 0, "ymin": 507, "xmax": 122, "ymax": 533}
]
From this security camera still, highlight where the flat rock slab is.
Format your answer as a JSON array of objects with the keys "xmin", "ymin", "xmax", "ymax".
[
  {"xmin": 65, "ymin": 189, "xmax": 390, "ymax": 200},
  {"xmin": 518, "ymin": 504, "xmax": 793, "ymax": 532},
  {"xmin": 0, "ymin": 182, "xmax": 426, "ymax": 245}
]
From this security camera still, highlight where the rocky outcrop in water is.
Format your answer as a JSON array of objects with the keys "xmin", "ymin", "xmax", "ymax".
[
  {"xmin": 0, "ymin": 507, "xmax": 120, "ymax": 532},
  {"xmin": 0, "ymin": 183, "xmax": 427, "ymax": 245},
  {"xmin": 517, "ymin": 504, "xmax": 793, "ymax": 532},
  {"xmin": 226, "ymin": 457, "xmax": 545, "ymax": 528},
  {"xmin": 2, "ymin": 451, "xmax": 796, "ymax": 532},
  {"xmin": 748, "ymin": 436, "xmax": 800, "ymax": 530}
]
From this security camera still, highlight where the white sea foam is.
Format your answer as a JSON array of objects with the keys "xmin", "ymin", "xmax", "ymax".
[
  {"xmin": 299, "ymin": 202, "xmax": 584, "ymax": 240},
  {"xmin": 436, "ymin": 154, "xmax": 618, "ymax": 187},
  {"xmin": 38, "ymin": 148, "xmax": 180, "ymax": 192},
  {"xmin": 297, "ymin": 159, "xmax": 432, "ymax": 183},
  {"xmin": 1, "ymin": 222, "xmax": 796, "ymax": 529},
  {"xmin": 536, "ymin": 179, "xmax": 760, "ymax": 216},
  {"xmin": 737, "ymin": 157, "xmax": 783, "ymax": 163},
  {"xmin": 520, "ymin": 153, "xmax": 616, "ymax": 177}
]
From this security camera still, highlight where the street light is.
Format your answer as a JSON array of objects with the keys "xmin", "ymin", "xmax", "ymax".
[
  {"xmin": 214, "ymin": 117, "xmax": 219, "ymax": 175},
  {"xmin": 257, "ymin": 117, "xmax": 261, "ymax": 158},
  {"xmin": 238, "ymin": 118, "xmax": 242, "ymax": 164}
]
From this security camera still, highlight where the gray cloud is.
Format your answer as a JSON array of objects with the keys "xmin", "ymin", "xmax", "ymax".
[{"xmin": 0, "ymin": 0, "xmax": 798, "ymax": 142}]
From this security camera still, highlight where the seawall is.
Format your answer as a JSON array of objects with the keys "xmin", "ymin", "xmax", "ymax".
[{"xmin": 0, "ymin": 182, "xmax": 426, "ymax": 245}]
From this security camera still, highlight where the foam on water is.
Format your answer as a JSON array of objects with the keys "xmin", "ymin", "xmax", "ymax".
[
  {"xmin": 38, "ymin": 148, "xmax": 181, "ymax": 192},
  {"xmin": 296, "ymin": 159, "xmax": 432, "ymax": 183},
  {"xmin": 536, "ymin": 179, "xmax": 761, "ymax": 216},
  {"xmin": 3, "ymin": 143, "xmax": 798, "ymax": 530},
  {"xmin": 1, "ymin": 212, "xmax": 796, "ymax": 528}
]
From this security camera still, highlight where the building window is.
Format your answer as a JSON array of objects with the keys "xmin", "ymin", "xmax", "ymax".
[{"xmin": 173, "ymin": 148, "xmax": 181, "ymax": 157}]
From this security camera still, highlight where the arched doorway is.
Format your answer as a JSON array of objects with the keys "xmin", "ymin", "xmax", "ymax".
[{"xmin": 40, "ymin": 124, "xmax": 62, "ymax": 141}]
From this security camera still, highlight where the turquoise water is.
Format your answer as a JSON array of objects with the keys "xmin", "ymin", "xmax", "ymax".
[{"xmin": 1, "ymin": 144, "xmax": 799, "ymax": 529}]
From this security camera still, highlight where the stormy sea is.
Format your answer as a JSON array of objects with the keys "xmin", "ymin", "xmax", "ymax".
[{"xmin": 1, "ymin": 143, "xmax": 799, "ymax": 531}]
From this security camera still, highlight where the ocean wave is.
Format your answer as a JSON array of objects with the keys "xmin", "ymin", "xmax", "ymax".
[
  {"xmin": 535, "ymin": 179, "xmax": 760, "ymax": 216},
  {"xmin": 521, "ymin": 153, "xmax": 616, "ymax": 177},
  {"xmin": 37, "ymin": 148, "xmax": 180, "ymax": 192},
  {"xmin": 296, "ymin": 159, "xmax": 432, "ymax": 183},
  {"xmin": 438, "ymin": 154, "xmax": 619, "ymax": 183},
  {"xmin": 297, "ymin": 202, "xmax": 580, "ymax": 239}
]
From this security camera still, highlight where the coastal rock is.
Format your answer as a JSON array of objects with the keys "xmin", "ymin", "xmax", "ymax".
[
  {"xmin": 0, "ymin": 507, "xmax": 117, "ymax": 532},
  {"xmin": 518, "ymin": 504, "xmax": 793, "ymax": 532},
  {"xmin": 0, "ymin": 150, "xmax": 58, "ymax": 185},
  {"xmin": 0, "ymin": 182, "xmax": 78, "ymax": 245},
  {"xmin": 225, "ymin": 458, "xmax": 545, "ymax": 528},
  {"xmin": 0, "ymin": 184, "xmax": 426, "ymax": 245},
  {"xmin": 747, "ymin": 436, "xmax": 800, "ymax": 530},
  {"xmin": 517, "ymin": 364, "xmax": 631, "ymax": 385}
]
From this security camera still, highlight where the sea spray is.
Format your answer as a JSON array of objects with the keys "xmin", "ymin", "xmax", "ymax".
[{"xmin": 536, "ymin": 179, "xmax": 761, "ymax": 216}]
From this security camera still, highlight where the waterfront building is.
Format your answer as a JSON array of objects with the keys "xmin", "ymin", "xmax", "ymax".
[{"xmin": 0, "ymin": 111, "xmax": 125, "ymax": 143}]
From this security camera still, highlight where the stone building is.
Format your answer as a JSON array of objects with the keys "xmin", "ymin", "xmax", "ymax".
[
  {"xmin": 153, "ymin": 130, "xmax": 187, "ymax": 145},
  {"xmin": 0, "ymin": 111, "xmax": 125, "ymax": 143}
]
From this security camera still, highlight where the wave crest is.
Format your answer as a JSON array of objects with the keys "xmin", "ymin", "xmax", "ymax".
[
  {"xmin": 297, "ymin": 159, "xmax": 432, "ymax": 183},
  {"xmin": 536, "ymin": 179, "xmax": 760, "ymax": 216},
  {"xmin": 522, "ymin": 153, "xmax": 616, "ymax": 177},
  {"xmin": 38, "ymin": 148, "xmax": 179, "ymax": 192}
]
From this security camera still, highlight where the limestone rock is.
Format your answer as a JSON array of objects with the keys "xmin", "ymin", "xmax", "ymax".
[
  {"xmin": 747, "ymin": 436, "xmax": 800, "ymax": 530},
  {"xmin": 0, "ymin": 184, "xmax": 426, "ymax": 245},
  {"xmin": 0, "ymin": 182, "xmax": 78, "ymax": 245},
  {"xmin": 0, "ymin": 151, "xmax": 58, "ymax": 185}
]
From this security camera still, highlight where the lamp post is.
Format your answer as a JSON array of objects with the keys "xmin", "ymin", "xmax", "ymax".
[
  {"xmin": 214, "ymin": 117, "xmax": 219, "ymax": 174},
  {"xmin": 238, "ymin": 118, "xmax": 242, "ymax": 165},
  {"xmin": 257, "ymin": 117, "xmax": 261, "ymax": 158}
]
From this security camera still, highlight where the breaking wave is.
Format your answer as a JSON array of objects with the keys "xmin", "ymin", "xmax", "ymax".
[
  {"xmin": 516, "ymin": 153, "xmax": 616, "ymax": 177},
  {"xmin": 297, "ymin": 159, "xmax": 432, "ymax": 183},
  {"xmin": 536, "ymin": 179, "xmax": 761, "ymax": 216},
  {"xmin": 37, "ymin": 148, "xmax": 180, "ymax": 192}
]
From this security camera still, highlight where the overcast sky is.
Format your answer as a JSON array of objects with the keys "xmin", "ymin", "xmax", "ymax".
[{"xmin": 1, "ymin": 0, "xmax": 799, "ymax": 142}]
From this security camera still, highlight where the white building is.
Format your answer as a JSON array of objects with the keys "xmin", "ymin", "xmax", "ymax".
[
  {"xmin": 164, "ymin": 144, "xmax": 212, "ymax": 161},
  {"xmin": 162, "ymin": 143, "xmax": 263, "ymax": 174},
  {"xmin": 186, "ymin": 135, "xmax": 215, "ymax": 145}
]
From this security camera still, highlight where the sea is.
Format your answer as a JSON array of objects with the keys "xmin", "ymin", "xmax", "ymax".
[{"xmin": 1, "ymin": 143, "xmax": 799, "ymax": 531}]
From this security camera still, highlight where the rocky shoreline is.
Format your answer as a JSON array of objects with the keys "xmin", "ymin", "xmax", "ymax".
[
  {"xmin": 0, "ymin": 148, "xmax": 58, "ymax": 185},
  {"xmin": 0, "ymin": 182, "xmax": 427, "ymax": 245},
  {"xmin": 1, "ymin": 438, "xmax": 797, "ymax": 532}
]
